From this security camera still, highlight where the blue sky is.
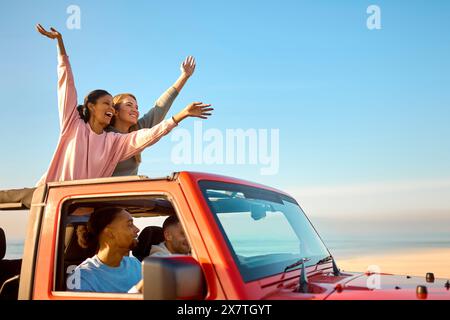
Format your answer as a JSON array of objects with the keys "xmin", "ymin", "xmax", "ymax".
[{"xmin": 1, "ymin": 1, "xmax": 450, "ymax": 228}]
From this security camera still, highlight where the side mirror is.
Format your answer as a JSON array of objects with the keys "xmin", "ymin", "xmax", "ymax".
[{"xmin": 142, "ymin": 256, "xmax": 205, "ymax": 300}]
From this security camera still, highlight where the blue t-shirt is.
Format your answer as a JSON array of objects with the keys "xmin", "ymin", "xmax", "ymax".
[{"xmin": 71, "ymin": 255, "xmax": 141, "ymax": 293}]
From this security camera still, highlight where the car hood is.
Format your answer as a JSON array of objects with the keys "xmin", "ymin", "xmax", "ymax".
[
  {"xmin": 325, "ymin": 272, "xmax": 450, "ymax": 300},
  {"xmin": 262, "ymin": 271, "xmax": 450, "ymax": 300}
]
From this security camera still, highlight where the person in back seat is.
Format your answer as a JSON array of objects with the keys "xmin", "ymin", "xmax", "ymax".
[
  {"xmin": 150, "ymin": 215, "xmax": 191, "ymax": 257},
  {"xmin": 69, "ymin": 207, "xmax": 142, "ymax": 293}
]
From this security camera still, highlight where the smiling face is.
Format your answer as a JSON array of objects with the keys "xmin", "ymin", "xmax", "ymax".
[
  {"xmin": 87, "ymin": 94, "xmax": 115, "ymax": 128},
  {"xmin": 106, "ymin": 209, "xmax": 140, "ymax": 252},
  {"xmin": 165, "ymin": 222, "xmax": 191, "ymax": 255},
  {"xmin": 113, "ymin": 94, "xmax": 140, "ymax": 128}
]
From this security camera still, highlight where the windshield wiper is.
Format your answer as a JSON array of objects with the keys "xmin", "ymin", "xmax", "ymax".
[
  {"xmin": 283, "ymin": 257, "xmax": 311, "ymax": 273},
  {"xmin": 315, "ymin": 255, "xmax": 341, "ymax": 276},
  {"xmin": 278, "ymin": 255, "xmax": 341, "ymax": 294},
  {"xmin": 316, "ymin": 255, "xmax": 333, "ymax": 265},
  {"xmin": 281, "ymin": 258, "xmax": 311, "ymax": 293}
]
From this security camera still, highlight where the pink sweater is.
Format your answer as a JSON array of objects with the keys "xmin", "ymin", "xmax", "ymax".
[{"xmin": 37, "ymin": 55, "xmax": 177, "ymax": 185}]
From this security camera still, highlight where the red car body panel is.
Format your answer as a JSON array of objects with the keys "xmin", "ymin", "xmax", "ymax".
[{"xmin": 14, "ymin": 171, "xmax": 450, "ymax": 300}]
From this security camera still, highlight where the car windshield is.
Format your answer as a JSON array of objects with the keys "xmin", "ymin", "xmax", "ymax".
[{"xmin": 199, "ymin": 180, "xmax": 330, "ymax": 282}]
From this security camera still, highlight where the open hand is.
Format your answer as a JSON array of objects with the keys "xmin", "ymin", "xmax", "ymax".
[
  {"xmin": 184, "ymin": 102, "xmax": 213, "ymax": 119},
  {"xmin": 36, "ymin": 24, "xmax": 62, "ymax": 40},
  {"xmin": 180, "ymin": 56, "xmax": 196, "ymax": 78}
]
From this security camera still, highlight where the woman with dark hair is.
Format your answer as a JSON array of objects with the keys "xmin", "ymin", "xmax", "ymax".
[
  {"xmin": 0, "ymin": 25, "xmax": 211, "ymax": 207},
  {"xmin": 107, "ymin": 56, "xmax": 197, "ymax": 176},
  {"xmin": 34, "ymin": 24, "xmax": 213, "ymax": 185},
  {"xmin": 72, "ymin": 207, "xmax": 142, "ymax": 293}
]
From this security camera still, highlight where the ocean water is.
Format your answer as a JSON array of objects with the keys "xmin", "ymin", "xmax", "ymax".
[
  {"xmin": 5, "ymin": 237, "xmax": 450, "ymax": 260},
  {"xmin": 221, "ymin": 238, "xmax": 450, "ymax": 260},
  {"xmin": 325, "ymin": 238, "xmax": 450, "ymax": 260}
]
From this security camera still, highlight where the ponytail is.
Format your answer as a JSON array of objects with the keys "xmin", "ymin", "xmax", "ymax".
[
  {"xmin": 77, "ymin": 207, "xmax": 124, "ymax": 252},
  {"xmin": 77, "ymin": 104, "xmax": 90, "ymax": 123}
]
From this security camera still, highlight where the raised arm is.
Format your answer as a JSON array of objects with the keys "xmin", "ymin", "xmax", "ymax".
[
  {"xmin": 117, "ymin": 118, "xmax": 178, "ymax": 162},
  {"xmin": 172, "ymin": 101, "xmax": 213, "ymax": 124},
  {"xmin": 138, "ymin": 56, "xmax": 196, "ymax": 129},
  {"xmin": 36, "ymin": 24, "xmax": 67, "ymax": 56},
  {"xmin": 36, "ymin": 24, "xmax": 78, "ymax": 134},
  {"xmin": 118, "ymin": 102, "xmax": 213, "ymax": 161},
  {"xmin": 173, "ymin": 56, "xmax": 196, "ymax": 93}
]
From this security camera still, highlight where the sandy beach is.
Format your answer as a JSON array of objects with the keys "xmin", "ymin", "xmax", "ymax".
[{"xmin": 336, "ymin": 248, "xmax": 450, "ymax": 279}]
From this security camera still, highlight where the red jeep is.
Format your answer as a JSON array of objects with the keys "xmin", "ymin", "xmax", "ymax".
[{"xmin": 0, "ymin": 171, "xmax": 449, "ymax": 300}]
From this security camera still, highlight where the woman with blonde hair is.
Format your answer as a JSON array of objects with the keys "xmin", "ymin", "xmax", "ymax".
[
  {"xmin": 0, "ymin": 25, "xmax": 212, "ymax": 207},
  {"xmin": 107, "ymin": 56, "xmax": 197, "ymax": 176},
  {"xmin": 34, "ymin": 25, "xmax": 212, "ymax": 185}
]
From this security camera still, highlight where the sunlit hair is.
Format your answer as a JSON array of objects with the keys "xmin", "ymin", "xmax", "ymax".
[{"xmin": 112, "ymin": 93, "xmax": 141, "ymax": 163}]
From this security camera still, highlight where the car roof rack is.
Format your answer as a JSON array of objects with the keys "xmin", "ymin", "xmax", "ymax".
[
  {"xmin": 0, "ymin": 173, "xmax": 180, "ymax": 212},
  {"xmin": 46, "ymin": 173, "xmax": 179, "ymax": 187}
]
